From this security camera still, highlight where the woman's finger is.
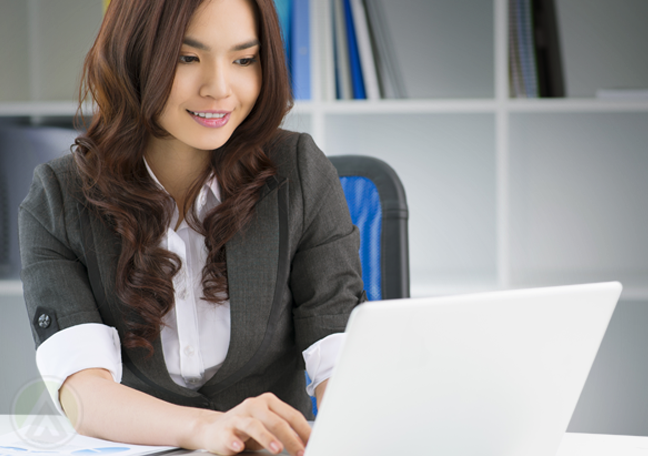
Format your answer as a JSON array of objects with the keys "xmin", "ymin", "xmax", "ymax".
[
  {"xmin": 234, "ymin": 395, "xmax": 308, "ymax": 456},
  {"xmin": 261, "ymin": 393, "xmax": 312, "ymax": 445},
  {"xmin": 250, "ymin": 407, "xmax": 309, "ymax": 456},
  {"xmin": 232, "ymin": 415, "xmax": 284, "ymax": 455}
]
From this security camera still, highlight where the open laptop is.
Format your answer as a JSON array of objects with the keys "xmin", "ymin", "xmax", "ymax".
[{"xmin": 306, "ymin": 282, "xmax": 622, "ymax": 456}]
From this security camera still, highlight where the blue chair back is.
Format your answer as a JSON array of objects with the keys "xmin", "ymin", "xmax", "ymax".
[
  {"xmin": 339, "ymin": 176, "xmax": 383, "ymax": 300},
  {"xmin": 331, "ymin": 155, "xmax": 409, "ymax": 301}
]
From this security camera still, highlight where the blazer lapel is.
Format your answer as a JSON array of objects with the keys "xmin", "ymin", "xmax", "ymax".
[{"xmin": 202, "ymin": 176, "xmax": 288, "ymax": 391}]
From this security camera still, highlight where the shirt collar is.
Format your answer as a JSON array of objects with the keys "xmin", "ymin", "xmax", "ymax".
[{"xmin": 143, "ymin": 157, "xmax": 221, "ymax": 212}]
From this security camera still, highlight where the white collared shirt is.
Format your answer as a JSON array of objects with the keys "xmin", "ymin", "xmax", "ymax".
[{"xmin": 35, "ymin": 161, "xmax": 344, "ymax": 412}]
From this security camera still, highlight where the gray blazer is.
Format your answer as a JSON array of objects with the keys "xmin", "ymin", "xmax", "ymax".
[{"xmin": 19, "ymin": 131, "xmax": 364, "ymax": 418}]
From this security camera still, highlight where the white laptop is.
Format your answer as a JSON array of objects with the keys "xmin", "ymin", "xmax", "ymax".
[{"xmin": 306, "ymin": 282, "xmax": 622, "ymax": 456}]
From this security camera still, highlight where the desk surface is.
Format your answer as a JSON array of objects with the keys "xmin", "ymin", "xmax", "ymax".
[{"xmin": 3, "ymin": 415, "xmax": 648, "ymax": 456}]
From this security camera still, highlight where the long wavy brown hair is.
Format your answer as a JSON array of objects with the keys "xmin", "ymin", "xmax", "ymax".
[{"xmin": 74, "ymin": 0, "xmax": 292, "ymax": 353}]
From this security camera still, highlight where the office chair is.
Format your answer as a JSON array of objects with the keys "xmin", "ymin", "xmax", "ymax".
[
  {"xmin": 308, "ymin": 154, "xmax": 410, "ymax": 415},
  {"xmin": 330, "ymin": 154, "xmax": 410, "ymax": 301}
]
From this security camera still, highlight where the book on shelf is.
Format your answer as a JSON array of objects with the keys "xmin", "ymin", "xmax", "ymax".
[
  {"xmin": 532, "ymin": 0, "xmax": 564, "ymax": 97},
  {"xmin": 363, "ymin": 0, "xmax": 406, "ymax": 99},
  {"xmin": 517, "ymin": 0, "xmax": 539, "ymax": 98},
  {"xmin": 333, "ymin": 0, "xmax": 353, "ymax": 100},
  {"xmin": 291, "ymin": 0, "xmax": 311, "ymax": 99},
  {"xmin": 342, "ymin": 0, "xmax": 366, "ymax": 99},
  {"xmin": 508, "ymin": 0, "xmax": 525, "ymax": 97},
  {"xmin": 313, "ymin": 0, "xmax": 336, "ymax": 101},
  {"xmin": 273, "ymin": 0, "xmax": 406, "ymax": 101},
  {"xmin": 349, "ymin": 0, "xmax": 380, "ymax": 100},
  {"xmin": 274, "ymin": 0, "xmax": 292, "ymax": 65},
  {"xmin": 509, "ymin": 0, "xmax": 565, "ymax": 98}
]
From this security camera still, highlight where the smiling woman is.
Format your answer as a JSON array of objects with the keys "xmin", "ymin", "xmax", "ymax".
[{"xmin": 17, "ymin": 1, "xmax": 365, "ymax": 456}]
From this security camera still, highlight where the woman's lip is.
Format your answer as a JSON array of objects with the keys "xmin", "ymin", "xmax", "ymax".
[
  {"xmin": 188, "ymin": 109, "xmax": 230, "ymax": 115},
  {"xmin": 188, "ymin": 110, "xmax": 231, "ymax": 128}
]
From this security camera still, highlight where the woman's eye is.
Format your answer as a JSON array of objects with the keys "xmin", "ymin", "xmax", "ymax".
[
  {"xmin": 179, "ymin": 55, "xmax": 198, "ymax": 64},
  {"xmin": 235, "ymin": 57, "xmax": 257, "ymax": 66}
]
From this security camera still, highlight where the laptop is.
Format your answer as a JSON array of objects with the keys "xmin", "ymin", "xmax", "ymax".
[{"xmin": 306, "ymin": 282, "xmax": 622, "ymax": 456}]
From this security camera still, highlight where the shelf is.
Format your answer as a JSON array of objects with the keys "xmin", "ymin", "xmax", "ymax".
[
  {"xmin": 305, "ymin": 99, "xmax": 499, "ymax": 114},
  {"xmin": 0, "ymin": 280, "xmax": 23, "ymax": 296},
  {"xmin": 506, "ymin": 99, "xmax": 648, "ymax": 113},
  {"xmin": 0, "ymin": 101, "xmax": 93, "ymax": 118}
]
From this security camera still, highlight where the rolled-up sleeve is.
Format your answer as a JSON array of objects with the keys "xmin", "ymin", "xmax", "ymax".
[
  {"xmin": 302, "ymin": 332, "xmax": 346, "ymax": 396},
  {"xmin": 36, "ymin": 323, "xmax": 122, "ymax": 414}
]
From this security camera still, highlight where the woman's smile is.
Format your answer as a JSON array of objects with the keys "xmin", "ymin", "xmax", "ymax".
[{"xmin": 187, "ymin": 110, "xmax": 231, "ymax": 128}]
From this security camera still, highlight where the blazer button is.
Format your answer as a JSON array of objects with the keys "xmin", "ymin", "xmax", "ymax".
[{"xmin": 38, "ymin": 314, "xmax": 51, "ymax": 329}]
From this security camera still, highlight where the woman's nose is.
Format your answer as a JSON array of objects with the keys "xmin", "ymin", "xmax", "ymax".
[{"xmin": 200, "ymin": 65, "xmax": 231, "ymax": 100}]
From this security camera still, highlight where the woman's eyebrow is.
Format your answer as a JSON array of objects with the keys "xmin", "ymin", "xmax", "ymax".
[
  {"xmin": 181, "ymin": 37, "xmax": 260, "ymax": 52},
  {"xmin": 230, "ymin": 39, "xmax": 260, "ymax": 52},
  {"xmin": 183, "ymin": 37, "xmax": 210, "ymax": 51}
]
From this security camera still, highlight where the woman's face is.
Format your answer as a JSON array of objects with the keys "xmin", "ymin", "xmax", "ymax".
[{"xmin": 156, "ymin": 0, "xmax": 262, "ymax": 155}]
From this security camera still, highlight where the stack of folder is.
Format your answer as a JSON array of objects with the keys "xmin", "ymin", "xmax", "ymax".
[{"xmin": 276, "ymin": 0, "xmax": 406, "ymax": 101}]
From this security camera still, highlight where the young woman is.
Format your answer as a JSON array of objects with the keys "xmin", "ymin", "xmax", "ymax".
[{"xmin": 18, "ymin": 1, "xmax": 364, "ymax": 455}]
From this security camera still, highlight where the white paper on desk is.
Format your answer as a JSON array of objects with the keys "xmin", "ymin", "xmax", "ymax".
[{"xmin": 0, "ymin": 425, "xmax": 177, "ymax": 456}]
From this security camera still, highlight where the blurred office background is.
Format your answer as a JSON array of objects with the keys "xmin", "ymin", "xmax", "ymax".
[{"xmin": 1, "ymin": 0, "xmax": 648, "ymax": 435}]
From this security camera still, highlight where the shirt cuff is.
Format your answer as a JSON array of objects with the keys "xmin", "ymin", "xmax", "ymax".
[
  {"xmin": 302, "ymin": 333, "xmax": 346, "ymax": 397},
  {"xmin": 35, "ymin": 323, "xmax": 122, "ymax": 415}
]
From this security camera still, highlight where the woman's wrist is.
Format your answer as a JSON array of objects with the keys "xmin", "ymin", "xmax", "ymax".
[
  {"xmin": 179, "ymin": 407, "xmax": 223, "ymax": 450},
  {"xmin": 314, "ymin": 378, "xmax": 329, "ymax": 410}
]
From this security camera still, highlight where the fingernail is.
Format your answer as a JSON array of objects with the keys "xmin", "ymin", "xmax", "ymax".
[
  {"xmin": 231, "ymin": 441, "xmax": 242, "ymax": 451},
  {"xmin": 296, "ymin": 450, "xmax": 305, "ymax": 456},
  {"xmin": 270, "ymin": 442, "xmax": 281, "ymax": 453}
]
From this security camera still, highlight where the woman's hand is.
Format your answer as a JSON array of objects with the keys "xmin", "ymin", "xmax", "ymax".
[
  {"xmin": 62, "ymin": 372, "xmax": 309, "ymax": 456},
  {"xmin": 195, "ymin": 393, "xmax": 311, "ymax": 456}
]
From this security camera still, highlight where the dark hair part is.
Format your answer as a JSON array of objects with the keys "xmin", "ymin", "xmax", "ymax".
[{"xmin": 74, "ymin": 0, "xmax": 292, "ymax": 353}]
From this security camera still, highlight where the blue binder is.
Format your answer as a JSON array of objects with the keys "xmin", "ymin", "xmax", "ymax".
[
  {"xmin": 291, "ymin": 0, "xmax": 311, "ymax": 100},
  {"xmin": 274, "ymin": 0, "xmax": 291, "ymax": 65},
  {"xmin": 343, "ymin": 0, "xmax": 366, "ymax": 99}
]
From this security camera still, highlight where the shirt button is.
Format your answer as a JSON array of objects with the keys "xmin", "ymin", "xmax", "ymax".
[
  {"xmin": 184, "ymin": 346, "xmax": 195, "ymax": 357},
  {"xmin": 38, "ymin": 314, "xmax": 51, "ymax": 329}
]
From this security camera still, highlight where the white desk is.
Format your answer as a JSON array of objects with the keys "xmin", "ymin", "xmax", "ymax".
[{"xmin": 3, "ymin": 415, "xmax": 648, "ymax": 455}]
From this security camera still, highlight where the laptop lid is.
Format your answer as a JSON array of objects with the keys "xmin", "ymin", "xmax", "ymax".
[{"xmin": 306, "ymin": 282, "xmax": 622, "ymax": 456}]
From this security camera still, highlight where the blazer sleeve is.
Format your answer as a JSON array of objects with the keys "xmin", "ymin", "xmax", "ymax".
[
  {"xmin": 288, "ymin": 133, "xmax": 365, "ymax": 352},
  {"xmin": 19, "ymin": 160, "xmax": 104, "ymax": 348}
]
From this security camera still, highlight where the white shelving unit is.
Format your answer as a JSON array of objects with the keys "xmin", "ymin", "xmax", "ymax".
[{"xmin": 2, "ymin": 0, "xmax": 648, "ymax": 299}]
